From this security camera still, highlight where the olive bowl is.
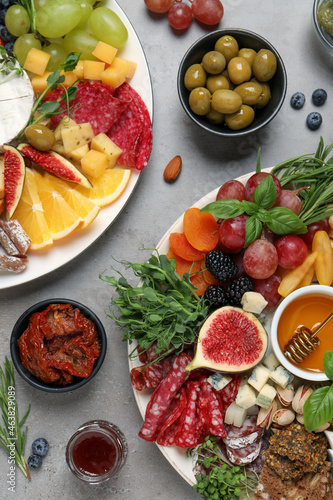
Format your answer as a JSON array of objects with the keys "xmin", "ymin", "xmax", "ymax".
[
  {"xmin": 10, "ymin": 298, "xmax": 107, "ymax": 393},
  {"xmin": 177, "ymin": 28, "xmax": 287, "ymax": 137},
  {"xmin": 313, "ymin": 0, "xmax": 333, "ymax": 56}
]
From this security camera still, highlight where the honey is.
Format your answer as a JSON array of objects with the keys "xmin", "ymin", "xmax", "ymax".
[{"xmin": 277, "ymin": 294, "xmax": 333, "ymax": 372}]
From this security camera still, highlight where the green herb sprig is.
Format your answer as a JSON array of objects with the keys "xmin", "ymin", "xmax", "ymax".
[
  {"xmin": 0, "ymin": 47, "xmax": 24, "ymax": 82},
  {"xmin": 0, "ymin": 357, "xmax": 31, "ymax": 480},
  {"xmin": 101, "ymin": 253, "xmax": 210, "ymax": 363},
  {"xmin": 192, "ymin": 436, "xmax": 258, "ymax": 500}
]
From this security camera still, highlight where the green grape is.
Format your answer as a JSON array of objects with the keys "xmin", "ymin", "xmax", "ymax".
[
  {"xmin": 34, "ymin": 0, "xmax": 52, "ymax": 9},
  {"xmin": 5, "ymin": 5, "xmax": 30, "ymax": 37},
  {"xmin": 14, "ymin": 34, "xmax": 42, "ymax": 66},
  {"xmin": 74, "ymin": 0, "xmax": 93, "ymax": 27},
  {"xmin": 43, "ymin": 43, "xmax": 67, "ymax": 71},
  {"xmin": 63, "ymin": 28, "xmax": 99, "ymax": 59},
  {"xmin": 35, "ymin": 0, "xmax": 81, "ymax": 38},
  {"xmin": 84, "ymin": 0, "xmax": 98, "ymax": 5},
  {"xmin": 89, "ymin": 7, "xmax": 128, "ymax": 48}
]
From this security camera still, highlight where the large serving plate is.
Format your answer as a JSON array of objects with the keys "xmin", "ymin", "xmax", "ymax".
[{"xmin": 0, "ymin": 0, "xmax": 153, "ymax": 290}]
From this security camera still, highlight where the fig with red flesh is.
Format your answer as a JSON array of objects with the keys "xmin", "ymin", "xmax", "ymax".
[
  {"xmin": 16, "ymin": 144, "xmax": 92, "ymax": 189},
  {"xmin": 186, "ymin": 306, "xmax": 267, "ymax": 373},
  {"xmin": 4, "ymin": 145, "xmax": 26, "ymax": 220}
]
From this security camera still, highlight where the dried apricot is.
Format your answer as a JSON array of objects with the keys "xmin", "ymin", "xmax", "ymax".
[
  {"xmin": 183, "ymin": 207, "xmax": 219, "ymax": 252},
  {"xmin": 278, "ymin": 252, "xmax": 318, "ymax": 297},
  {"xmin": 169, "ymin": 232, "xmax": 205, "ymax": 261},
  {"xmin": 312, "ymin": 230, "xmax": 333, "ymax": 285}
]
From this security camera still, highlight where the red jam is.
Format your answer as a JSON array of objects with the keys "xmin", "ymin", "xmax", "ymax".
[{"xmin": 72, "ymin": 430, "xmax": 117, "ymax": 475}]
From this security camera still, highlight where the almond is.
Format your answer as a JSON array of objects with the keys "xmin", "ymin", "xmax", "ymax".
[{"xmin": 163, "ymin": 155, "xmax": 182, "ymax": 183}]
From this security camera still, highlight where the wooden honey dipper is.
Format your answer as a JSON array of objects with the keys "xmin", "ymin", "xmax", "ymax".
[{"xmin": 284, "ymin": 311, "xmax": 333, "ymax": 363}]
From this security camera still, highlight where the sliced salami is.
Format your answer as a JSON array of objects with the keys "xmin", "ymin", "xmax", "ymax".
[
  {"xmin": 158, "ymin": 386, "xmax": 186, "ymax": 436},
  {"xmin": 138, "ymin": 352, "xmax": 192, "ymax": 442},
  {"xmin": 174, "ymin": 381, "xmax": 199, "ymax": 448},
  {"xmin": 196, "ymin": 391, "xmax": 208, "ymax": 444},
  {"xmin": 200, "ymin": 379, "xmax": 226, "ymax": 438},
  {"xmin": 130, "ymin": 355, "xmax": 175, "ymax": 391},
  {"xmin": 219, "ymin": 374, "xmax": 241, "ymax": 410},
  {"xmin": 226, "ymin": 436, "xmax": 262, "ymax": 465},
  {"xmin": 129, "ymin": 87, "xmax": 153, "ymax": 170},
  {"xmin": 137, "ymin": 342, "xmax": 175, "ymax": 364},
  {"xmin": 225, "ymin": 414, "xmax": 262, "ymax": 439},
  {"xmin": 155, "ymin": 418, "xmax": 179, "ymax": 447},
  {"xmin": 247, "ymin": 435, "xmax": 269, "ymax": 474},
  {"xmin": 223, "ymin": 429, "xmax": 262, "ymax": 449}
]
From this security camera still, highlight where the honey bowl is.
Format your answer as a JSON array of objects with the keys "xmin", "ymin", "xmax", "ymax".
[{"xmin": 270, "ymin": 285, "xmax": 333, "ymax": 382}]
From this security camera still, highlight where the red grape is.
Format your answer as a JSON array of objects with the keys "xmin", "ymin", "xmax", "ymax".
[
  {"xmin": 243, "ymin": 239, "xmax": 278, "ymax": 279},
  {"xmin": 300, "ymin": 219, "xmax": 330, "ymax": 247},
  {"xmin": 216, "ymin": 180, "xmax": 245, "ymax": 202},
  {"xmin": 274, "ymin": 189, "xmax": 302, "ymax": 215},
  {"xmin": 274, "ymin": 235, "xmax": 308, "ymax": 269},
  {"xmin": 218, "ymin": 214, "xmax": 248, "ymax": 251},
  {"xmin": 144, "ymin": 0, "xmax": 174, "ymax": 14},
  {"xmin": 253, "ymin": 274, "xmax": 282, "ymax": 307},
  {"xmin": 191, "ymin": 0, "xmax": 224, "ymax": 25},
  {"xmin": 168, "ymin": 2, "xmax": 192, "ymax": 29},
  {"xmin": 245, "ymin": 172, "xmax": 282, "ymax": 205}
]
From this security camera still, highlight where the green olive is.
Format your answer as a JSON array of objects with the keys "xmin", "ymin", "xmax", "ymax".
[
  {"xmin": 234, "ymin": 81, "xmax": 263, "ymax": 105},
  {"xmin": 189, "ymin": 87, "xmax": 211, "ymax": 115},
  {"xmin": 206, "ymin": 108, "xmax": 224, "ymax": 125},
  {"xmin": 214, "ymin": 35, "xmax": 239, "ymax": 62},
  {"xmin": 252, "ymin": 79, "xmax": 271, "ymax": 109},
  {"xmin": 227, "ymin": 57, "xmax": 252, "ymax": 85},
  {"xmin": 184, "ymin": 63, "xmax": 207, "ymax": 90},
  {"xmin": 25, "ymin": 124, "xmax": 55, "ymax": 151},
  {"xmin": 238, "ymin": 48, "xmax": 256, "ymax": 68},
  {"xmin": 206, "ymin": 74, "xmax": 230, "ymax": 93},
  {"xmin": 224, "ymin": 105, "xmax": 255, "ymax": 130},
  {"xmin": 211, "ymin": 89, "xmax": 242, "ymax": 114},
  {"xmin": 252, "ymin": 49, "xmax": 277, "ymax": 82},
  {"xmin": 201, "ymin": 51, "xmax": 226, "ymax": 75}
]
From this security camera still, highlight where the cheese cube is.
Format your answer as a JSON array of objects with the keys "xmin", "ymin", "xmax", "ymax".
[
  {"xmin": 92, "ymin": 41, "xmax": 117, "ymax": 64},
  {"xmin": 241, "ymin": 291, "xmax": 268, "ymax": 314},
  {"xmin": 236, "ymin": 384, "xmax": 257, "ymax": 409},
  {"xmin": 31, "ymin": 71, "xmax": 52, "ymax": 94},
  {"xmin": 65, "ymin": 144, "xmax": 89, "ymax": 162},
  {"xmin": 59, "ymin": 70, "xmax": 77, "ymax": 87},
  {"xmin": 224, "ymin": 401, "xmax": 247, "ymax": 427},
  {"xmin": 110, "ymin": 56, "xmax": 137, "ymax": 80},
  {"xmin": 83, "ymin": 60, "xmax": 105, "ymax": 81},
  {"xmin": 269, "ymin": 365, "xmax": 294, "ymax": 389},
  {"xmin": 81, "ymin": 150, "xmax": 109, "ymax": 178},
  {"xmin": 90, "ymin": 133, "xmax": 122, "ymax": 168},
  {"xmin": 248, "ymin": 364, "xmax": 271, "ymax": 392},
  {"xmin": 61, "ymin": 123, "xmax": 94, "ymax": 153},
  {"xmin": 207, "ymin": 372, "xmax": 232, "ymax": 391},
  {"xmin": 51, "ymin": 143, "xmax": 66, "ymax": 155},
  {"xmin": 101, "ymin": 66, "xmax": 126, "ymax": 88},
  {"xmin": 24, "ymin": 48, "xmax": 51, "ymax": 76},
  {"xmin": 262, "ymin": 352, "xmax": 280, "ymax": 371},
  {"xmin": 73, "ymin": 60, "xmax": 85, "ymax": 78},
  {"xmin": 54, "ymin": 117, "xmax": 77, "ymax": 143},
  {"xmin": 255, "ymin": 384, "xmax": 277, "ymax": 409}
]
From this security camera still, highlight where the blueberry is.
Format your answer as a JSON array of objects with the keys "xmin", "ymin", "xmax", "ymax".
[
  {"xmin": 0, "ymin": 25, "xmax": 14, "ymax": 42},
  {"xmin": 32, "ymin": 438, "xmax": 49, "ymax": 457},
  {"xmin": 306, "ymin": 112, "xmax": 322, "ymax": 130},
  {"xmin": 312, "ymin": 88, "xmax": 327, "ymax": 106},
  {"xmin": 290, "ymin": 92, "xmax": 305, "ymax": 109},
  {"xmin": 4, "ymin": 39, "xmax": 14, "ymax": 54},
  {"xmin": 0, "ymin": 0, "xmax": 15, "ymax": 8},
  {"xmin": 0, "ymin": 8, "xmax": 6, "ymax": 24},
  {"xmin": 28, "ymin": 454, "xmax": 43, "ymax": 469}
]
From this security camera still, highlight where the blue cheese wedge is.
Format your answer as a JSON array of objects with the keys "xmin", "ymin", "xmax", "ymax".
[
  {"xmin": 269, "ymin": 365, "xmax": 294, "ymax": 388},
  {"xmin": 255, "ymin": 383, "xmax": 277, "ymax": 409},
  {"xmin": 248, "ymin": 364, "xmax": 271, "ymax": 392},
  {"xmin": 0, "ymin": 58, "xmax": 34, "ymax": 147},
  {"xmin": 207, "ymin": 372, "xmax": 232, "ymax": 391},
  {"xmin": 262, "ymin": 352, "xmax": 280, "ymax": 371},
  {"xmin": 235, "ymin": 383, "xmax": 257, "ymax": 409}
]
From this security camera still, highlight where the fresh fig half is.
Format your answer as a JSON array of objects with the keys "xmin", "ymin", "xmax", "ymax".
[
  {"xmin": 16, "ymin": 143, "xmax": 92, "ymax": 189},
  {"xmin": 4, "ymin": 145, "xmax": 26, "ymax": 220},
  {"xmin": 186, "ymin": 306, "xmax": 267, "ymax": 373}
]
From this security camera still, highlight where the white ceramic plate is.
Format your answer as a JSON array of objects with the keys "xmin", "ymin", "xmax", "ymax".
[{"xmin": 0, "ymin": 0, "xmax": 153, "ymax": 290}]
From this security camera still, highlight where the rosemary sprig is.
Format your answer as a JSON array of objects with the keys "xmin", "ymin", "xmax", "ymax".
[{"xmin": 0, "ymin": 357, "xmax": 31, "ymax": 480}]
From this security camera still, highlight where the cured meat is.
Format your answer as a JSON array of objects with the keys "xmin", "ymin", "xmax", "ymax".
[
  {"xmin": 247, "ymin": 435, "xmax": 269, "ymax": 474},
  {"xmin": 155, "ymin": 419, "xmax": 179, "ymax": 447},
  {"xmin": 200, "ymin": 379, "xmax": 226, "ymax": 438},
  {"xmin": 130, "ymin": 355, "xmax": 175, "ymax": 391},
  {"xmin": 45, "ymin": 81, "xmax": 129, "ymax": 135},
  {"xmin": 138, "ymin": 352, "xmax": 192, "ymax": 442},
  {"xmin": 129, "ymin": 87, "xmax": 153, "ymax": 170},
  {"xmin": 226, "ymin": 436, "xmax": 262, "ymax": 465},
  {"xmin": 156, "ymin": 387, "xmax": 186, "ymax": 446},
  {"xmin": 137, "ymin": 342, "xmax": 174, "ymax": 364},
  {"xmin": 224, "ymin": 429, "xmax": 262, "ymax": 449},
  {"xmin": 225, "ymin": 414, "xmax": 262, "ymax": 439},
  {"xmin": 219, "ymin": 374, "xmax": 241, "ymax": 410},
  {"xmin": 174, "ymin": 381, "xmax": 200, "ymax": 448}
]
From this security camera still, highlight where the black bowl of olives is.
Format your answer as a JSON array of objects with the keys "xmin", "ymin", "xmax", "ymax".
[{"xmin": 177, "ymin": 28, "xmax": 287, "ymax": 137}]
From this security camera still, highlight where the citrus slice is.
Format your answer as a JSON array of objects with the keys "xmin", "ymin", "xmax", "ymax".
[
  {"xmin": 74, "ymin": 167, "xmax": 131, "ymax": 207},
  {"xmin": 44, "ymin": 172, "xmax": 100, "ymax": 230},
  {"xmin": 33, "ymin": 169, "xmax": 82, "ymax": 240},
  {"xmin": 12, "ymin": 168, "xmax": 53, "ymax": 250}
]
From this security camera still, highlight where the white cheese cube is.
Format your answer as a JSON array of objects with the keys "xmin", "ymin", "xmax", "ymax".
[
  {"xmin": 241, "ymin": 291, "xmax": 268, "ymax": 314},
  {"xmin": 262, "ymin": 352, "xmax": 280, "ymax": 371},
  {"xmin": 207, "ymin": 372, "xmax": 232, "ymax": 391},
  {"xmin": 236, "ymin": 384, "xmax": 257, "ymax": 409},
  {"xmin": 248, "ymin": 364, "xmax": 271, "ymax": 392},
  {"xmin": 224, "ymin": 401, "xmax": 247, "ymax": 427},
  {"xmin": 255, "ymin": 384, "xmax": 277, "ymax": 409},
  {"xmin": 269, "ymin": 365, "xmax": 294, "ymax": 389}
]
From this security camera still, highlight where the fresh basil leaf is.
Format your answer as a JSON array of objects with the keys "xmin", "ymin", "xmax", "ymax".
[
  {"xmin": 62, "ymin": 52, "xmax": 80, "ymax": 72},
  {"xmin": 200, "ymin": 200, "xmax": 245, "ymax": 219},
  {"xmin": 241, "ymin": 200, "xmax": 259, "ymax": 216},
  {"xmin": 257, "ymin": 208, "xmax": 273, "ymax": 223},
  {"xmin": 303, "ymin": 385, "xmax": 333, "ymax": 432},
  {"xmin": 266, "ymin": 207, "xmax": 308, "ymax": 235},
  {"xmin": 324, "ymin": 350, "xmax": 333, "ymax": 380},
  {"xmin": 253, "ymin": 174, "xmax": 277, "ymax": 208},
  {"xmin": 244, "ymin": 216, "xmax": 262, "ymax": 247},
  {"xmin": 37, "ymin": 101, "xmax": 60, "ymax": 115}
]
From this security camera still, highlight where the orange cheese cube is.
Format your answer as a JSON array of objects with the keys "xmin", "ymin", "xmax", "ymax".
[
  {"xmin": 101, "ymin": 67, "xmax": 126, "ymax": 88},
  {"xmin": 109, "ymin": 56, "xmax": 137, "ymax": 81},
  {"xmin": 24, "ymin": 48, "xmax": 51, "ymax": 76},
  {"xmin": 59, "ymin": 70, "xmax": 77, "ymax": 87},
  {"xmin": 91, "ymin": 133, "xmax": 122, "ymax": 168},
  {"xmin": 83, "ymin": 60, "xmax": 105, "ymax": 81},
  {"xmin": 65, "ymin": 144, "xmax": 90, "ymax": 162},
  {"xmin": 92, "ymin": 41, "xmax": 117, "ymax": 64},
  {"xmin": 81, "ymin": 150, "xmax": 109, "ymax": 178},
  {"xmin": 73, "ymin": 60, "xmax": 85, "ymax": 78},
  {"xmin": 31, "ymin": 71, "xmax": 52, "ymax": 94}
]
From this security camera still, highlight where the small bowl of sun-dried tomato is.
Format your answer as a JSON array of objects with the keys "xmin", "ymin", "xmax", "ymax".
[{"xmin": 10, "ymin": 299, "xmax": 107, "ymax": 393}]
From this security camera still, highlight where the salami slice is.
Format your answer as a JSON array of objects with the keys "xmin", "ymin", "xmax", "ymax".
[
  {"xmin": 224, "ymin": 430, "xmax": 262, "ymax": 449},
  {"xmin": 45, "ymin": 81, "xmax": 129, "ymax": 134},
  {"xmin": 130, "ymin": 355, "xmax": 175, "ymax": 391},
  {"xmin": 174, "ymin": 381, "xmax": 200, "ymax": 448},
  {"xmin": 137, "ymin": 342, "xmax": 175, "ymax": 364},
  {"xmin": 156, "ymin": 387, "xmax": 186, "ymax": 446},
  {"xmin": 155, "ymin": 418, "xmax": 179, "ymax": 447},
  {"xmin": 130, "ymin": 88, "xmax": 153, "ymax": 171},
  {"xmin": 219, "ymin": 374, "xmax": 242, "ymax": 410},
  {"xmin": 196, "ymin": 391, "xmax": 208, "ymax": 444},
  {"xmin": 225, "ymin": 414, "xmax": 262, "ymax": 439},
  {"xmin": 200, "ymin": 379, "xmax": 226, "ymax": 438},
  {"xmin": 226, "ymin": 436, "xmax": 262, "ymax": 465},
  {"xmin": 138, "ymin": 352, "xmax": 192, "ymax": 442}
]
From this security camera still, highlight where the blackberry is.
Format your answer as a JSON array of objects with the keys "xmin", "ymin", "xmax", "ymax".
[
  {"xmin": 226, "ymin": 276, "xmax": 254, "ymax": 307},
  {"xmin": 205, "ymin": 250, "xmax": 238, "ymax": 283},
  {"xmin": 204, "ymin": 285, "xmax": 228, "ymax": 308}
]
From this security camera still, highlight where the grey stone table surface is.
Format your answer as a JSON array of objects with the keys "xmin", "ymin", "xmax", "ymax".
[{"xmin": 1, "ymin": 0, "xmax": 332, "ymax": 499}]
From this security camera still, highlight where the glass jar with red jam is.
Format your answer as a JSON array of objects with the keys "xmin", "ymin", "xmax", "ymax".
[{"xmin": 66, "ymin": 420, "xmax": 128, "ymax": 484}]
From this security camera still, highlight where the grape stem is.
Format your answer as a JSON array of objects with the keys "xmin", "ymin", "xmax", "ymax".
[{"xmin": 18, "ymin": 0, "xmax": 37, "ymax": 34}]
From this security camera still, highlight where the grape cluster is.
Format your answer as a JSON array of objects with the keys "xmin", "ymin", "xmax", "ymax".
[
  {"xmin": 0, "ymin": 0, "xmax": 17, "ymax": 54},
  {"xmin": 144, "ymin": 0, "xmax": 224, "ymax": 31}
]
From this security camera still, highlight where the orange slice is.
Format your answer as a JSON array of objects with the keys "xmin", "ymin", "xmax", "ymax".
[
  {"xmin": 33, "ymin": 169, "xmax": 82, "ymax": 240},
  {"xmin": 43, "ymin": 172, "xmax": 100, "ymax": 230},
  {"xmin": 74, "ymin": 166, "xmax": 131, "ymax": 207},
  {"xmin": 12, "ymin": 168, "xmax": 53, "ymax": 250}
]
